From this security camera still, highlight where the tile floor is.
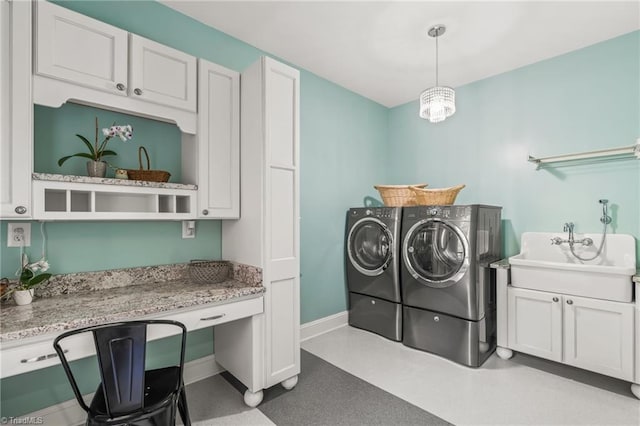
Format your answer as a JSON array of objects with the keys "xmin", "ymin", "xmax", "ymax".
[{"xmin": 189, "ymin": 325, "xmax": 640, "ymax": 425}]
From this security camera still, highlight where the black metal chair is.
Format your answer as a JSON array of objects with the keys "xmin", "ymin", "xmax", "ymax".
[{"xmin": 53, "ymin": 320, "xmax": 191, "ymax": 426}]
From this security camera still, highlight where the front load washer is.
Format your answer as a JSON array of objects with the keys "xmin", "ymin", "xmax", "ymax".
[
  {"xmin": 346, "ymin": 207, "xmax": 402, "ymax": 341},
  {"xmin": 400, "ymin": 204, "xmax": 502, "ymax": 366}
]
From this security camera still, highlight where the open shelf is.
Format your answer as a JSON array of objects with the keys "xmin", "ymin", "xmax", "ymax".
[{"xmin": 33, "ymin": 178, "xmax": 197, "ymax": 220}]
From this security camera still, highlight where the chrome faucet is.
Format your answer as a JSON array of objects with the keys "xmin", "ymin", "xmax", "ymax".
[
  {"xmin": 563, "ymin": 222, "xmax": 575, "ymax": 242},
  {"xmin": 551, "ymin": 222, "xmax": 592, "ymax": 247}
]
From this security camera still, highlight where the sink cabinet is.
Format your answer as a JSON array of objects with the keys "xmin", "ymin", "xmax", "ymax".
[
  {"xmin": 33, "ymin": 1, "xmax": 197, "ymax": 133},
  {"xmin": 495, "ymin": 264, "xmax": 639, "ymax": 399},
  {"xmin": 507, "ymin": 287, "xmax": 634, "ymax": 380},
  {"xmin": 0, "ymin": 0, "xmax": 32, "ymax": 218}
]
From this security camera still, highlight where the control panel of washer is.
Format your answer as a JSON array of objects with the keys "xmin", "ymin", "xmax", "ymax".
[{"xmin": 350, "ymin": 207, "xmax": 398, "ymax": 219}]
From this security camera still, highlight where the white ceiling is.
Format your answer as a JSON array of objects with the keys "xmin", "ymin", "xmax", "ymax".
[{"xmin": 162, "ymin": 1, "xmax": 640, "ymax": 108}]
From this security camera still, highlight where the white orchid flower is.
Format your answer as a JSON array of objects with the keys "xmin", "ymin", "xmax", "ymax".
[{"xmin": 28, "ymin": 259, "xmax": 50, "ymax": 273}]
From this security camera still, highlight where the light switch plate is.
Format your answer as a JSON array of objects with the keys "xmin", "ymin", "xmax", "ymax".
[{"xmin": 7, "ymin": 223, "xmax": 31, "ymax": 247}]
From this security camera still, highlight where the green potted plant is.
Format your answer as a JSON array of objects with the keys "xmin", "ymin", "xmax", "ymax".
[
  {"xmin": 58, "ymin": 117, "xmax": 133, "ymax": 178},
  {"xmin": 8, "ymin": 253, "xmax": 52, "ymax": 305}
]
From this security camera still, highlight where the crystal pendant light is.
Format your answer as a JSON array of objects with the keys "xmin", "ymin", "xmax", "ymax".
[{"xmin": 419, "ymin": 25, "xmax": 456, "ymax": 123}]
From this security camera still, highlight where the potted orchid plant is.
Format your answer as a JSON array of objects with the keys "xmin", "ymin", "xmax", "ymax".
[
  {"xmin": 8, "ymin": 253, "xmax": 52, "ymax": 305},
  {"xmin": 58, "ymin": 117, "xmax": 133, "ymax": 178}
]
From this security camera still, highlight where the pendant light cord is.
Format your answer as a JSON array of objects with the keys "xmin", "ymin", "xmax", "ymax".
[{"xmin": 435, "ymin": 32, "xmax": 439, "ymax": 86}]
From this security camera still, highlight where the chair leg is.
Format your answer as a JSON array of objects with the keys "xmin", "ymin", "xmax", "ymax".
[{"xmin": 178, "ymin": 386, "xmax": 191, "ymax": 426}]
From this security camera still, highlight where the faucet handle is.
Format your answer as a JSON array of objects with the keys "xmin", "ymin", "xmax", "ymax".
[{"xmin": 550, "ymin": 237, "xmax": 562, "ymax": 245}]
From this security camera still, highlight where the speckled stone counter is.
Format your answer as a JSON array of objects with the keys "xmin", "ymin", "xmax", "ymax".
[
  {"xmin": 490, "ymin": 258, "xmax": 511, "ymax": 269},
  {"xmin": 33, "ymin": 172, "xmax": 197, "ymax": 190},
  {"xmin": 0, "ymin": 263, "xmax": 263, "ymax": 342}
]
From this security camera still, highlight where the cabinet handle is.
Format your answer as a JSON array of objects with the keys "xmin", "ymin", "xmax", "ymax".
[
  {"xmin": 201, "ymin": 314, "xmax": 225, "ymax": 321},
  {"xmin": 21, "ymin": 350, "xmax": 67, "ymax": 364},
  {"xmin": 134, "ymin": 88, "xmax": 143, "ymax": 95},
  {"xmin": 552, "ymin": 297, "xmax": 559, "ymax": 302},
  {"xmin": 116, "ymin": 83, "xmax": 126, "ymax": 91},
  {"xmin": 566, "ymin": 299, "xmax": 573, "ymax": 305},
  {"xmin": 14, "ymin": 205, "xmax": 27, "ymax": 214},
  {"xmin": 202, "ymin": 209, "xmax": 209, "ymax": 216}
]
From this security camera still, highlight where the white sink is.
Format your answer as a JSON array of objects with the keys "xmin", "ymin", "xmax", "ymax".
[{"xmin": 509, "ymin": 232, "xmax": 636, "ymax": 302}]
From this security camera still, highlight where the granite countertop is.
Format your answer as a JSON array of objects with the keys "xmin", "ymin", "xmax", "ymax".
[
  {"xmin": 33, "ymin": 173, "xmax": 198, "ymax": 190},
  {"xmin": 0, "ymin": 278, "xmax": 264, "ymax": 342}
]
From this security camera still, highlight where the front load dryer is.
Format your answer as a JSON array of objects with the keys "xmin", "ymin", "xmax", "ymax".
[
  {"xmin": 346, "ymin": 207, "xmax": 402, "ymax": 341},
  {"xmin": 400, "ymin": 204, "xmax": 502, "ymax": 366}
]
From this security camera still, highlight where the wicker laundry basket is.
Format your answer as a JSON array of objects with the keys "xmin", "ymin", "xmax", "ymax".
[
  {"xmin": 374, "ymin": 184, "xmax": 428, "ymax": 207},
  {"xmin": 410, "ymin": 184, "xmax": 466, "ymax": 206},
  {"xmin": 126, "ymin": 146, "xmax": 171, "ymax": 183}
]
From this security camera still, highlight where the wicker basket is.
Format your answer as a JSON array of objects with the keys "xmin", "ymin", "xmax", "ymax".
[
  {"xmin": 410, "ymin": 184, "xmax": 466, "ymax": 206},
  {"xmin": 189, "ymin": 260, "xmax": 231, "ymax": 284},
  {"xmin": 126, "ymin": 146, "xmax": 171, "ymax": 182},
  {"xmin": 374, "ymin": 184, "xmax": 428, "ymax": 207}
]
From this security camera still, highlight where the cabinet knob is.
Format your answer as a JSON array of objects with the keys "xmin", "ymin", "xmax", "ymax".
[
  {"xmin": 134, "ymin": 88, "xmax": 143, "ymax": 95},
  {"xmin": 566, "ymin": 299, "xmax": 573, "ymax": 305},
  {"xmin": 116, "ymin": 83, "xmax": 126, "ymax": 91},
  {"xmin": 552, "ymin": 297, "xmax": 559, "ymax": 302},
  {"xmin": 202, "ymin": 209, "xmax": 209, "ymax": 216},
  {"xmin": 14, "ymin": 206, "xmax": 27, "ymax": 214}
]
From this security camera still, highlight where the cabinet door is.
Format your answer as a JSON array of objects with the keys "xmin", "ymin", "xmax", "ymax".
[
  {"xmin": 564, "ymin": 295, "xmax": 634, "ymax": 380},
  {"xmin": 196, "ymin": 59, "xmax": 240, "ymax": 219},
  {"xmin": 508, "ymin": 287, "xmax": 562, "ymax": 362},
  {"xmin": 263, "ymin": 57, "xmax": 301, "ymax": 387},
  {"xmin": 34, "ymin": 1, "xmax": 128, "ymax": 95},
  {"xmin": 1, "ymin": 0, "xmax": 31, "ymax": 218},
  {"xmin": 129, "ymin": 35, "xmax": 197, "ymax": 112}
]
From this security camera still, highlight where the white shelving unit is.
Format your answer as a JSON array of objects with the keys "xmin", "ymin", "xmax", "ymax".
[
  {"xmin": 528, "ymin": 139, "xmax": 640, "ymax": 169},
  {"xmin": 32, "ymin": 174, "xmax": 197, "ymax": 220}
]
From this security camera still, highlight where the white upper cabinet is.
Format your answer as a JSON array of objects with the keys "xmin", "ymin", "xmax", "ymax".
[
  {"xmin": 129, "ymin": 35, "xmax": 197, "ymax": 112},
  {"xmin": 34, "ymin": 0, "xmax": 128, "ymax": 96},
  {"xmin": 193, "ymin": 59, "xmax": 239, "ymax": 219},
  {"xmin": 33, "ymin": 1, "xmax": 197, "ymax": 133},
  {"xmin": 1, "ymin": 0, "xmax": 32, "ymax": 219}
]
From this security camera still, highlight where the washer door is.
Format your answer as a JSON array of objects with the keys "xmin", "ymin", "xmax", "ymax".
[
  {"xmin": 403, "ymin": 218, "xmax": 469, "ymax": 288},
  {"xmin": 347, "ymin": 217, "xmax": 393, "ymax": 276}
]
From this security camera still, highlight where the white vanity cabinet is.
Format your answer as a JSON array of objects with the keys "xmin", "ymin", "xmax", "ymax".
[
  {"xmin": 507, "ymin": 287, "xmax": 634, "ymax": 380},
  {"xmin": 184, "ymin": 59, "xmax": 240, "ymax": 219},
  {"xmin": 507, "ymin": 287, "xmax": 563, "ymax": 362},
  {"xmin": 217, "ymin": 56, "xmax": 300, "ymax": 407},
  {"xmin": 0, "ymin": 0, "xmax": 32, "ymax": 219},
  {"xmin": 33, "ymin": 1, "xmax": 197, "ymax": 133}
]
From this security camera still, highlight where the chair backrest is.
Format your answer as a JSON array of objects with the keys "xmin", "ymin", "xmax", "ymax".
[{"xmin": 53, "ymin": 320, "xmax": 187, "ymax": 418}]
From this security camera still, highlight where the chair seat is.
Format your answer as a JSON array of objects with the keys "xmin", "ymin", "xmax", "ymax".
[{"xmin": 88, "ymin": 367, "xmax": 182, "ymax": 425}]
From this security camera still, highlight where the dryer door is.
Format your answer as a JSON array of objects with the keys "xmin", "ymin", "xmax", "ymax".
[
  {"xmin": 403, "ymin": 218, "xmax": 469, "ymax": 288},
  {"xmin": 347, "ymin": 218, "xmax": 393, "ymax": 276}
]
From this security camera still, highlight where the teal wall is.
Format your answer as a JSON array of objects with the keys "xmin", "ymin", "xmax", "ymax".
[
  {"xmin": 0, "ymin": 0, "xmax": 388, "ymax": 417},
  {"xmin": 1, "ymin": 0, "xmax": 638, "ymax": 417},
  {"xmin": 387, "ymin": 31, "xmax": 640, "ymax": 258}
]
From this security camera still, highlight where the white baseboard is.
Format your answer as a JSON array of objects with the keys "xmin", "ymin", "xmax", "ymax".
[
  {"xmin": 300, "ymin": 310, "xmax": 348, "ymax": 342},
  {"xmin": 28, "ymin": 354, "xmax": 223, "ymax": 426}
]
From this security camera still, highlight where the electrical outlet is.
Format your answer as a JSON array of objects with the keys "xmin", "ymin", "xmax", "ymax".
[
  {"xmin": 7, "ymin": 223, "xmax": 31, "ymax": 247},
  {"xmin": 182, "ymin": 220, "xmax": 196, "ymax": 239}
]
